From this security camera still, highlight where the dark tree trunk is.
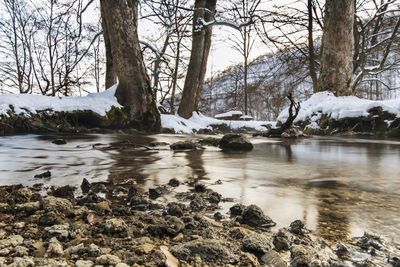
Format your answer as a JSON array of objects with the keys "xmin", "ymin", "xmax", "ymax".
[
  {"xmin": 178, "ymin": 0, "xmax": 217, "ymax": 119},
  {"xmin": 100, "ymin": 0, "xmax": 160, "ymax": 132},
  {"xmin": 308, "ymin": 0, "xmax": 318, "ymax": 93},
  {"xmin": 100, "ymin": 3, "xmax": 116, "ymax": 89},
  {"xmin": 317, "ymin": 0, "xmax": 355, "ymax": 96}
]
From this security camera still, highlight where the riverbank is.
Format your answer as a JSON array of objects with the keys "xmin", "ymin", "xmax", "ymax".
[{"xmin": 0, "ymin": 176, "xmax": 399, "ymax": 267}]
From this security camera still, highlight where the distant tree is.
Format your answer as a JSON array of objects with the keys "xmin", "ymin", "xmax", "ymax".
[
  {"xmin": 100, "ymin": 0, "xmax": 160, "ymax": 132},
  {"xmin": 318, "ymin": 0, "xmax": 355, "ymax": 95}
]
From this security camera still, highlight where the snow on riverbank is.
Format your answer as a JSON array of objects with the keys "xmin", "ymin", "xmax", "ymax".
[
  {"xmin": 0, "ymin": 88, "xmax": 274, "ymax": 133},
  {"xmin": 278, "ymin": 91, "xmax": 400, "ymax": 126},
  {"xmin": 161, "ymin": 112, "xmax": 275, "ymax": 134},
  {"xmin": 0, "ymin": 85, "xmax": 121, "ymax": 116}
]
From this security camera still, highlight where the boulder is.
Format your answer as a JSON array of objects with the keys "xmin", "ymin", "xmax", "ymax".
[
  {"xmin": 218, "ymin": 134, "xmax": 253, "ymax": 151},
  {"xmin": 242, "ymin": 232, "xmax": 272, "ymax": 255},
  {"xmin": 241, "ymin": 205, "xmax": 276, "ymax": 228}
]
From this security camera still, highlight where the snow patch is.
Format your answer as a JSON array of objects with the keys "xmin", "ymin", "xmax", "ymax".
[
  {"xmin": 278, "ymin": 91, "xmax": 400, "ymax": 125},
  {"xmin": 0, "ymin": 85, "xmax": 121, "ymax": 116}
]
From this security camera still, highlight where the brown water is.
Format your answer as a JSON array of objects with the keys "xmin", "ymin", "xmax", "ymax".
[{"xmin": 0, "ymin": 134, "xmax": 399, "ymax": 244}]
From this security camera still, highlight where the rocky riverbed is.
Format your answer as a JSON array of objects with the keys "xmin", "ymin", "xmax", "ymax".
[{"xmin": 0, "ymin": 176, "xmax": 399, "ymax": 267}]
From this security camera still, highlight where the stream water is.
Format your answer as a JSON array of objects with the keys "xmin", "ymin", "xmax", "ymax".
[{"xmin": 0, "ymin": 134, "xmax": 399, "ymax": 245}]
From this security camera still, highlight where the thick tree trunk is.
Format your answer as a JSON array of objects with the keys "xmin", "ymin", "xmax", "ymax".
[
  {"xmin": 100, "ymin": 0, "xmax": 160, "ymax": 132},
  {"xmin": 100, "ymin": 3, "xmax": 117, "ymax": 89},
  {"xmin": 317, "ymin": 0, "xmax": 355, "ymax": 96},
  {"xmin": 307, "ymin": 0, "xmax": 318, "ymax": 93},
  {"xmin": 178, "ymin": 0, "xmax": 217, "ymax": 119}
]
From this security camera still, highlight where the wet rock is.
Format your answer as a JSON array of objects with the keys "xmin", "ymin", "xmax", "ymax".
[
  {"xmin": 127, "ymin": 187, "xmax": 148, "ymax": 207},
  {"xmin": 77, "ymin": 192, "xmax": 103, "ymax": 205},
  {"xmin": 41, "ymin": 196, "xmax": 73, "ymax": 215},
  {"xmin": 171, "ymin": 239, "xmax": 238, "ymax": 264},
  {"xmin": 80, "ymin": 178, "xmax": 91, "ymax": 193},
  {"xmin": 208, "ymin": 192, "xmax": 222, "ymax": 204},
  {"xmin": 53, "ymin": 185, "xmax": 76, "ymax": 200},
  {"xmin": 96, "ymin": 254, "xmax": 122, "ymax": 265},
  {"xmin": 389, "ymin": 257, "xmax": 400, "ymax": 267},
  {"xmin": 170, "ymin": 141, "xmax": 201, "ymax": 150},
  {"xmin": 241, "ymin": 205, "xmax": 276, "ymax": 228},
  {"xmin": 218, "ymin": 134, "xmax": 253, "ymax": 151},
  {"xmin": 199, "ymin": 137, "xmax": 221, "ymax": 147},
  {"xmin": 189, "ymin": 196, "xmax": 206, "ymax": 212},
  {"xmin": 356, "ymin": 232, "xmax": 382, "ymax": 251},
  {"xmin": 261, "ymin": 250, "xmax": 288, "ymax": 267},
  {"xmin": 273, "ymin": 230, "xmax": 290, "ymax": 251},
  {"xmin": 149, "ymin": 186, "xmax": 167, "ymax": 200},
  {"xmin": 52, "ymin": 139, "xmax": 67, "ymax": 145},
  {"xmin": 34, "ymin": 171, "xmax": 51, "ymax": 179},
  {"xmin": 15, "ymin": 202, "xmax": 40, "ymax": 214},
  {"xmin": 103, "ymin": 218, "xmax": 128, "ymax": 237},
  {"xmin": 213, "ymin": 212, "xmax": 223, "ymax": 221},
  {"xmin": 230, "ymin": 203, "xmax": 245, "ymax": 217},
  {"xmin": 11, "ymin": 187, "xmax": 33, "ymax": 204},
  {"xmin": 168, "ymin": 178, "xmax": 180, "ymax": 187},
  {"xmin": 289, "ymin": 220, "xmax": 305, "ymax": 235},
  {"xmin": 166, "ymin": 202, "xmax": 186, "ymax": 217},
  {"xmin": 46, "ymin": 237, "xmax": 63, "ymax": 257},
  {"xmin": 38, "ymin": 211, "xmax": 65, "ymax": 227},
  {"xmin": 194, "ymin": 183, "xmax": 207, "ymax": 193},
  {"xmin": 242, "ymin": 232, "xmax": 272, "ymax": 255},
  {"xmin": 148, "ymin": 141, "xmax": 169, "ymax": 147},
  {"xmin": 335, "ymin": 243, "xmax": 349, "ymax": 258}
]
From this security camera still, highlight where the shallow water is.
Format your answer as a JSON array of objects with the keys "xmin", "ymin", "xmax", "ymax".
[{"xmin": 0, "ymin": 134, "xmax": 399, "ymax": 244}]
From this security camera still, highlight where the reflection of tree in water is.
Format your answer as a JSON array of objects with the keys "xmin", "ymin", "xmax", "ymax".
[
  {"xmin": 183, "ymin": 149, "xmax": 207, "ymax": 183},
  {"xmin": 106, "ymin": 135, "xmax": 160, "ymax": 186}
]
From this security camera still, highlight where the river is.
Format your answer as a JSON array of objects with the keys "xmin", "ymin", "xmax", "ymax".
[{"xmin": 0, "ymin": 134, "xmax": 399, "ymax": 245}]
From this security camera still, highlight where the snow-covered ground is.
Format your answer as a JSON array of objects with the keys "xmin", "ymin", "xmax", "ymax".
[
  {"xmin": 278, "ymin": 91, "xmax": 400, "ymax": 128},
  {"xmin": 0, "ymin": 85, "xmax": 121, "ymax": 116},
  {"xmin": 0, "ymin": 87, "xmax": 274, "ymax": 133}
]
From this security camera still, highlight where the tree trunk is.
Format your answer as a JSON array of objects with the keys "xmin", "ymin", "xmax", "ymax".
[
  {"xmin": 317, "ymin": 0, "xmax": 354, "ymax": 96},
  {"xmin": 178, "ymin": 0, "xmax": 217, "ymax": 119},
  {"xmin": 100, "ymin": 2, "xmax": 117, "ymax": 89},
  {"xmin": 307, "ymin": 0, "xmax": 318, "ymax": 93},
  {"xmin": 100, "ymin": 0, "xmax": 160, "ymax": 132}
]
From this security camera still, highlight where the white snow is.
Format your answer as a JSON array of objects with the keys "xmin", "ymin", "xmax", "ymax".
[
  {"xmin": 162, "ymin": 112, "xmax": 275, "ymax": 134},
  {"xmin": 215, "ymin": 110, "xmax": 243, "ymax": 118},
  {"xmin": 278, "ymin": 91, "xmax": 400, "ymax": 126},
  {"xmin": 0, "ymin": 85, "xmax": 121, "ymax": 116}
]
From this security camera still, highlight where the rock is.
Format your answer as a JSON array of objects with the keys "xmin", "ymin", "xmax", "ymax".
[
  {"xmin": 170, "ymin": 141, "xmax": 201, "ymax": 150},
  {"xmin": 218, "ymin": 134, "xmax": 253, "ymax": 151},
  {"xmin": 0, "ymin": 248, "xmax": 10, "ymax": 256},
  {"xmin": 208, "ymin": 192, "xmax": 222, "ymax": 204},
  {"xmin": 34, "ymin": 171, "xmax": 51, "ymax": 179},
  {"xmin": 230, "ymin": 204, "xmax": 245, "ymax": 217},
  {"xmin": 189, "ymin": 196, "xmax": 206, "ymax": 212},
  {"xmin": 356, "ymin": 232, "xmax": 382, "ymax": 251},
  {"xmin": 290, "ymin": 245, "xmax": 312, "ymax": 267},
  {"xmin": 46, "ymin": 237, "xmax": 63, "ymax": 257},
  {"xmin": 14, "ymin": 222, "xmax": 25, "ymax": 229},
  {"xmin": 166, "ymin": 202, "xmax": 186, "ymax": 217},
  {"xmin": 168, "ymin": 178, "xmax": 180, "ymax": 187},
  {"xmin": 335, "ymin": 243, "xmax": 349, "ymax": 258},
  {"xmin": 80, "ymin": 178, "xmax": 91, "ymax": 193},
  {"xmin": 138, "ymin": 243, "xmax": 155, "ymax": 254},
  {"xmin": 12, "ymin": 246, "xmax": 29, "ymax": 257},
  {"xmin": 160, "ymin": 246, "xmax": 179, "ymax": 267},
  {"xmin": 52, "ymin": 139, "xmax": 67, "ymax": 145},
  {"xmin": 213, "ymin": 212, "xmax": 223, "ymax": 221},
  {"xmin": 116, "ymin": 263, "xmax": 130, "ymax": 267},
  {"xmin": 149, "ymin": 186, "xmax": 166, "ymax": 200},
  {"xmin": 241, "ymin": 205, "xmax": 276, "ymax": 228},
  {"xmin": 198, "ymin": 137, "xmax": 221, "ymax": 147},
  {"xmin": 53, "ymin": 185, "xmax": 76, "ymax": 199},
  {"xmin": 103, "ymin": 218, "xmax": 128, "ymax": 237},
  {"xmin": 389, "ymin": 257, "xmax": 400, "ymax": 267},
  {"xmin": 15, "ymin": 202, "xmax": 40, "ymax": 214},
  {"xmin": 148, "ymin": 216, "xmax": 185, "ymax": 237},
  {"xmin": 260, "ymin": 250, "xmax": 288, "ymax": 267},
  {"xmin": 242, "ymin": 233, "xmax": 272, "ymax": 255},
  {"xmin": 281, "ymin": 128, "xmax": 307, "ymax": 138},
  {"xmin": 41, "ymin": 196, "xmax": 73, "ymax": 214},
  {"xmin": 127, "ymin": 187, "xmax": 148, "ymax": 207},
  {"xmin": 11, "ymin": 187, "xmax": 33, "ymax": 204},
  {"xmin": 75, "ymin": 260, "xmax": 94, "ymax": 267},
  {"xmin": 273, "ymin": 230, "xmax": 290, "ymax": 251},
  {"xmin": 38, "ymin": 211, "xmax": 65, "ymax": 227},
  {"xmin": 194, "ymin": 183, "xmax": 207, "ymax": 193},
  {"xmin": 96, "ymin": 254, "xmax": 121, "ymax": 265},
  {"xmin": 289, "ymin": 220, "xmax": 305, "ymax": 235},
  {"xmin": 44, "ymin": 224, "xmax": 70, "ymax": 240},
  {"xmin": 171, "ymin": 239, "xmax": 238, "ymax": 264},
  {"xmin": 9, "ymin": 256, "xmax": 35, "ymax": 267}
]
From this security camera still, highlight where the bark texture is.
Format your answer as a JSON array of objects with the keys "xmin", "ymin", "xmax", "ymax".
[
  {"xmin": 100, "ymin": 0, "xmax": 160, "ymax": 132},
  {"xmin": 317, "ymin": 0, "xmax": 355, "ymax": 96},
  {"xmin": 178, "ymin": 0, "xmax": 217, "ymax": 119}
]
